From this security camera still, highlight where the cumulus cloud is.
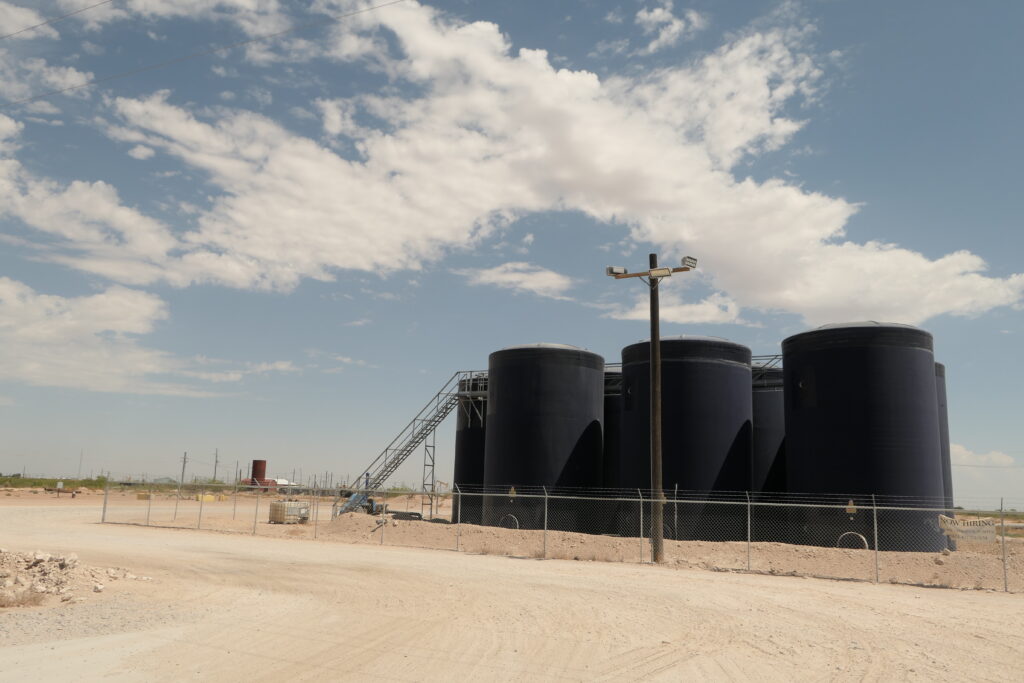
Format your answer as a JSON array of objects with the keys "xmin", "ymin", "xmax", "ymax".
[
  {"xmin": 0, "ymin": 138, "xmax": 179, "ymax": 285},
  {"xmin": 0, "ymin": 277, "xmax": 188, "ymax": 395},
  {"xmin": 951, "ymin": 443, "xmax": 1016, "ymax": 468},
  {"xmin": 607, "ymin": 290, "xmax": 745, "ymax": 324},
  {"xmin": 0, "ymin": 277, "xmax": 300, "ymax": 395},
  {"xmin": 949, "ymin": 443, "xmax": 1023, "ymax": 505},
  {"xmin": 635, "ymin": 2, "xmax": 706, "ymax": 55},
  {"xmin": 180, "ymin": 359, "xmax": 298, "ymax": 383},
  {"xmin": 458, "ymin": 262, "xmax": 574, "ymax": 300},
  {"xmin": 0, "ymin": 1, "xmax": 59, "ymax": 40},
  {"xmin": 1, "ymin": 2, "xmax": 1019, "ymax": 327},
  {"xmin": 57, "ymin": 0, "xmax": 291, "ymax": 36},
  {"xmin": 0, "ymin": 48, "xmax": 94, "ymax": 112},
  {"xmin": 128, "ymin": 144, "xmax": 155, "ymax": 160}
]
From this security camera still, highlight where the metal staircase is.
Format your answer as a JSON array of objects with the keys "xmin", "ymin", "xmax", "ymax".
[
  {"xmin": 334, "ymin": 370, "xmax": 484, "ymax": 516},
  {"xmin": 333, "ymin": 356, "xmax": 782, "ymax": 517}
]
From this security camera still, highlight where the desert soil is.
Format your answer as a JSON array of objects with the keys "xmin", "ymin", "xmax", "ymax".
[{"xmin": 1, "ymin": 492, "xmax": 1023, "ymax": 681}]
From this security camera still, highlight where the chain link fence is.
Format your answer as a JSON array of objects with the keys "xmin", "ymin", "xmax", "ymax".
[{"xmin": 99, "ymin": 482, "xmax": 1021, "ymax": 592}]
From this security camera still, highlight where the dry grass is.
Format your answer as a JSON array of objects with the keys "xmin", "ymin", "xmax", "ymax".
[{"xmin": 0, "ymin": 589, "xmax": 45, "ymax": 608}]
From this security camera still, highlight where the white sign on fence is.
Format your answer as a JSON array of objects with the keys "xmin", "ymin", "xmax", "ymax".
[{"xmin": 938, "ymin": 515, "xmax": 997, "ymax": 543}]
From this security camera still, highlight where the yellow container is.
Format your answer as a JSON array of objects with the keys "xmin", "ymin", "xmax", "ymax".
[
  {"xmin": 136, "ymin": 493, "xmax": 151, "ymax": 500},
  {"xmin": 196, "ymin": 494, "xmax": 217, "ymax": 502}
]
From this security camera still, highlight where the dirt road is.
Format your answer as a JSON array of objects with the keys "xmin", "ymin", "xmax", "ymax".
[{"xmin": 1, "ymin": 501, "xmax": 1022, "ymax": 681}]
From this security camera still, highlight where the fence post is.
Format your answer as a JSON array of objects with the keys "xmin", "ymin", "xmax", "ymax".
[
  {"xmin": 232, "ymin": 483, "xmax": 238, "ymax": 520},
  {"xmin": 455, "ymin": 485, "xmax": 462, "ymax": 552},
  {"xmin": 380, "ymin": 489, "xmax": 387, "ymax": 546},
  {"xmin": 253, "ymin": 487, "xmax": 260, "ymax": 535},
  {"xmin": 543, "ymin": 487, "xmax": 548, "ymax": 559},
  {"xmin": 638, "ymin": 489, "xmax": 644, "ymax": 564},
  {"xmin": 1001, "ymin": 498, "xmax": 1008, "ymax": 593},
  {"xmin": 746, "ymin": 491, "xmax": 751, "ymax": 572},
  {"xmin": 146, "ymin": 484, "xmax": 153, "ymax": 526},
  {"xmin": 197, "ymin": 486, "xmax": 205, "ymax": 529},
  {"xmin": 872, "ymin": 494, "xmax": 879, "ymax": 583},
  {"xmin": 101, "ymin": 478, "xmax": 109, "ymax": 523},
  {"xmin": 673, "ymin": 483, "xmax": 678, "ymax": 541},
  {"xmin": 313, "ymin": 489, "xmax": 320, "ymax": 539}
]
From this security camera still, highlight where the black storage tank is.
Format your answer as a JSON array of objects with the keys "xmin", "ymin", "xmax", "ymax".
[
  {"xmin": 597, "ymin": 368, "xmax": 624, "ymax": 533},
  {"xmin": 752, "ymin": 365, "xmax": 786, "ymax": 493},
  {"xmin": 602, "ymin": 369, "xmax": 623, "ymax": 491},
  {"xmin": 936, "ymin": 362, "xmax": 955, "ymax": 550},
  {"xmin": 751, "ymin": 364, "xmax": 788, "ymax": 543},
  {"xmin": 935, "ymin": 363, "xmax": 953, "ymax": 512},
  {"xmin": 619, "ymin": 336, "xmax": 752, "ymax": 540},
  {"xmin": 482, "ymin": 344, "xmax": 604, "ymax": 530},
  {"xmin": 782, "ymin": 322, "xmax": 946, "ymax": 551},
  {"xmin": 451, "ymin": 375, "xmax": 487, "ymax": 524}
]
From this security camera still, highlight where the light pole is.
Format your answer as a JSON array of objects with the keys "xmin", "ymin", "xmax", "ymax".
[{"xmin": 606, "ymin": 253, "xmax": 697, "ymax": 563}]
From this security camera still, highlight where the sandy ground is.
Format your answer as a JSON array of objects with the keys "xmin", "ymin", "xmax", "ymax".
[
  {"xmin": 72, "ymin": 488, "xmax": 1023, "ymax": 591},
  {"xmin": 1, "ymin": 495, "xmax": 1023, "ymax": 681}
]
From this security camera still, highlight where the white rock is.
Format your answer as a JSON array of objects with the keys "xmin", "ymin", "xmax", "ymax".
[{"xmin": 93, "ymin": 583, "xmax": 104, "ymax": 593}]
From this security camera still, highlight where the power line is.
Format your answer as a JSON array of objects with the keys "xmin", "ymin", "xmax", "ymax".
[
  {"xmin": 0, "ymin": 0, "xmax": 407, "ymax": 110},
  {"xmin": 0, "ymin": 0, "xmax": 116, "ymax": 40}
]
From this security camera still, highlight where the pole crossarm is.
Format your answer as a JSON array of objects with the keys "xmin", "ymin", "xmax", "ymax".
[{"xmin": 612, "ymin": 266, "xmax": 692, "ymax": 280}]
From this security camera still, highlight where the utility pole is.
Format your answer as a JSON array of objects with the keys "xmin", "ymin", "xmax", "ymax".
[
  {"xmin": 605, "ymin": 252, "xmax": 698, "ymax": 564},
  {"xmin": 213, "ymin": 448, "xmax": 219, "ymax": 484},
  {"xmin": 649, "ymin": 253, "xmax": 665, "ymax": 564},
  {"xmin": 77, "ymin": 449, "xmax": 84, "ymax": 480}
]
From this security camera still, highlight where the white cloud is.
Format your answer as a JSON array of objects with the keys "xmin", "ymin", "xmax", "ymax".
[
  {"xmin": 951, "ymin": 443, "xmax": 1015, "ymax": 468},
  {"xmin": 0, "ymin": 277, "xmax": 187, "ymax": 395},
  {"xmin": 458, "ymin": 262, "xmax": 574, "ymax": 300},
  {"xmin": 57, "ymin": 0, "xmax": 291, "ymax": 37},
  {"xmin": 0, "ymin": 277, "xmax": 300, "ymax": 395},
  {"xmin": 0, "ymin": 2, "xmax": 59, "ymax": 40},
  {"xmin": 0, "ymin": 3, "xmax": 1016, "ymax": 328},
  {"xmin": 0, "ymin": 395, "xmax": 14, "ymax": 406},
  {"xmin": 0, "ymin": 49, "xmax": 94, "ymax": 111},
  {"xmin": 343, "ymin": 318, "xmax": 372, "ymax": 327},
  {"xmin": 0, "ymin": 139, "xmax": 179, "ymax": 285},
  {"xmin": 128, "ymin": 144, "xmax": 155, "ymax": 160},
  {"xmin": 590, "ymin": 38, "xmax": 630, "ymax": 58},
  {"xmin": 181, "ymin": 359, "xmax": 298, "ymax": 383},
  {"xmin": 634, "ymin": 2, "xmax": 706, "ymax": 55},
  {"xmin": 0, "ymin": 112, "xmax": 23, "ymax": 153},
  {"xmin": 949, "ymin": 443, "xmax": 1023, "ymax": 506},
  {"xmin": 607, "ymin": 290, "xmax": 745, "ymax": 325}
]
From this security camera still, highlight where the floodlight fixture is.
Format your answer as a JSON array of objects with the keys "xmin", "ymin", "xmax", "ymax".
[
  {"xmin": 649, "ymin": 267, "xmax": 673, "ymax": 278},
  {"xmin": 605, "ymin": 266, "xmax": 628, "ymax": 276},
  {"xmin": 681, "ymin": 256, "xmax": 698, "ymax": 269}
]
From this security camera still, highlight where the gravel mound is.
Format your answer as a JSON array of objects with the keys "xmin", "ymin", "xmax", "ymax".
[{"xmin": 0, "ymin": 548, "xmax": 149, "ymax": 608}]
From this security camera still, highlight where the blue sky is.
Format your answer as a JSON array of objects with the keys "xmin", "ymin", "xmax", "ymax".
[{"xmin": 0, "ymin": 0, "xmax": 1021, "ymax": 505}]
